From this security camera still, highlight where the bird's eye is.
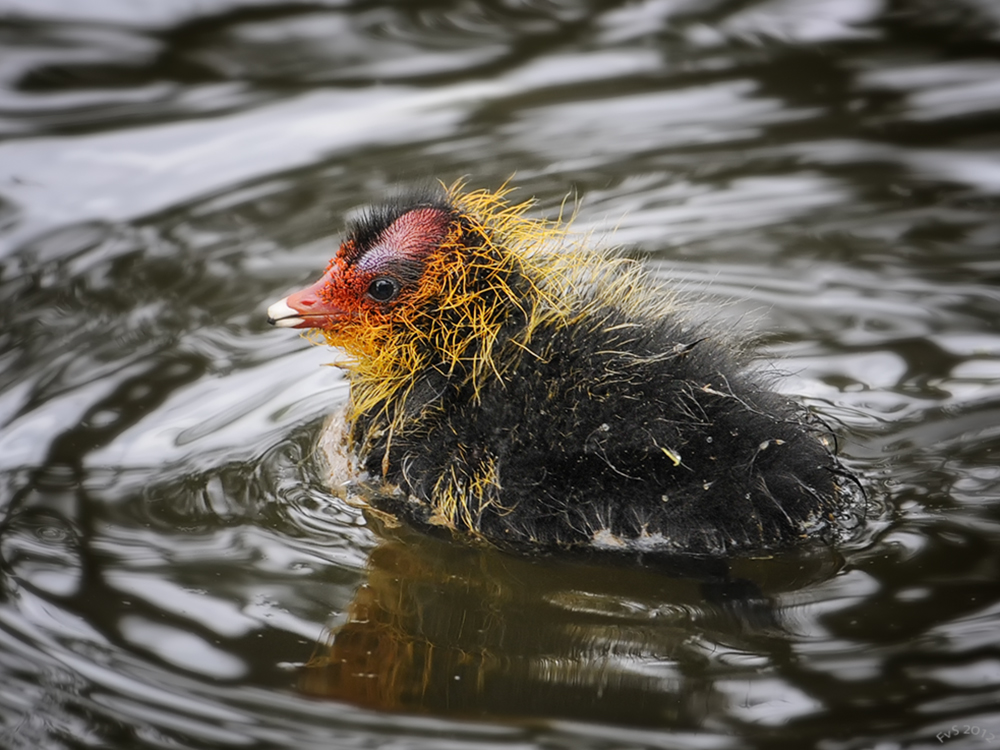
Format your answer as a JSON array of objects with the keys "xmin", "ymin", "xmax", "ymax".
[{"xmin": 366, "ymin": 276, "xmax": 400, "ymax": 302}]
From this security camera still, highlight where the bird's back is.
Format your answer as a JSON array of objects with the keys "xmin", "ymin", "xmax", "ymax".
[{"xmin": 354, "ymin": 292, "xmax": 841, "ymax": 555}]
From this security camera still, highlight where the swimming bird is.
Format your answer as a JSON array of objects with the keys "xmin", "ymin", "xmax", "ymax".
[{"xmin": 267, "ymin": 183, "xmax": 846, "ymax": 556}]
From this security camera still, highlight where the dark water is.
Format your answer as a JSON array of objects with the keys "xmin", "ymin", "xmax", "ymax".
[{"xmin": 2, "ymin": 1, "xmax": 1000, "ymax": 748}]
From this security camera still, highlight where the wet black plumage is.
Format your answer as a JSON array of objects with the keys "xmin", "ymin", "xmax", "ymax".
[{"xmin": 268, "ymin": 183, "xmax": 846, "ymax": 556}]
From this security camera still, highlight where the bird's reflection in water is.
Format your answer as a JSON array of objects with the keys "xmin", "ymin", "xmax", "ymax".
[{"xmin": 298, "ymin": 516, "xmax": 843, "ymax": 725}]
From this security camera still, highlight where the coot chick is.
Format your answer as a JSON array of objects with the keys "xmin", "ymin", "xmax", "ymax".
[{"xmin": 267, "ymin": 183, "xmax": 847, "ymax": 556}]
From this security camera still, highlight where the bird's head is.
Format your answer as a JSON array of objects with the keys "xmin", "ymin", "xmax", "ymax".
[
  {"xmin": 266, "ymin": 200, "xmax": 458, "ymax": 340},
  {"xmin": 267, "ymin": 184, "xmax": 567, "ymax": 413}
]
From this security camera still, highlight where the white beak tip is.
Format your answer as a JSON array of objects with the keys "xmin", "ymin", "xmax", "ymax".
[{"xmin": 267, "ymin": 298, "xmax": 303, "ymax": 328}]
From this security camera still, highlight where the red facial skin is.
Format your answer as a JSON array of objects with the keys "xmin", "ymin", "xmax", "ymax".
[
  {"xmin": 279, "ymin": 263, "xmax": 345, "ymax": 329},
  {"xmin": 277, "ymin": 207, "xmax": 452, "ymax": 330}
]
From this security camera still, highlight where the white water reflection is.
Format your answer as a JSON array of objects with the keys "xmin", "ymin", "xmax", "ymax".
[
  {"xmin": 506, "ymin": 81, "xmax": 821, "ymax": 165},
  {"xmin": 0, "ymin": 89, "xmax": 462, "ymax": 251}
]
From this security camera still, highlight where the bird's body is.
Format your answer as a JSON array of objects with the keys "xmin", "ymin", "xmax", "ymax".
[{"xmin": 268, "ymin": 183, "xmax": 846, "ymax": 556}]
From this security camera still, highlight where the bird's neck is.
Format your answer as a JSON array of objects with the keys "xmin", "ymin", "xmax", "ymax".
[{"xmin": 346, "ymin": 240, "xmax": 540, "ymax": 433}]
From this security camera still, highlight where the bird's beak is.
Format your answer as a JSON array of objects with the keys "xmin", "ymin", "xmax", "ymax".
[{"xmin": 267, "ymin": 271, "xmax": 345, "ymax": 330}]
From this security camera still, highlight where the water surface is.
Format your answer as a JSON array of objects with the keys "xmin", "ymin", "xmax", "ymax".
[{"xmin": 2, "ymin": 1, "xmax": 1000, "ymax": 748}]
